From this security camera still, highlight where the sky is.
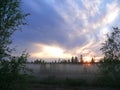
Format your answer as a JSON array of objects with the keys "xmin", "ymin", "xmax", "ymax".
[{"xmin": 12, "ymin": 0, "xmax": 120, "ymax": 61}]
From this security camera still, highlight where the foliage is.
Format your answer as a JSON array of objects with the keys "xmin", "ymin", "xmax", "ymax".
[
  {"xmin": 99, "ymin": 27, "xmax": 120, "ymax": 84},
  {"xmin": 71, "ymin": 56, "xmax": 79, "ymax": 64},
  {"xmin": 32, "ymin": 77, "xmax": 87, "ymax": 87},
  {"xmin": 0, "ymin": 0, "xmax": 30, "ymax": 90},
  {"xmin": 0, "ymin": 0, "xmax": 29, "ymax": 59},
  {"xmin": 33, "ymin": 59, "xmax": 45, "ymax": 64},
  {"xmin": 0, "ymin": 53, "xmax": 31, "ymax": 90},
  {"xmin": 100, "ymin": 27, "xmax": 120, "ymax": 60}
]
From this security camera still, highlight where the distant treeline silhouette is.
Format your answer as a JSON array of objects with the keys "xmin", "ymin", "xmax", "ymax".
[{"xmin": 29, "ymin": 55, "xmax": 95, "ymax": 64}]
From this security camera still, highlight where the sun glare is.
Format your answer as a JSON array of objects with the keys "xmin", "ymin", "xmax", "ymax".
[
  {"xmin": 44, "ymin": 46, "xmax": 63, "ymax": 57},
  {"xmin": 31, "ymin": 44, "xmax": 72, "ymax": 58},
  {"xmin": 84, "ymin": 56, "xmax": 92, "ymax": 63}
]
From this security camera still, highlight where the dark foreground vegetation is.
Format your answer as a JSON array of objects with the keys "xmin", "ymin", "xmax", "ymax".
[
  {"xmin": 30, "ymin": 76, "xmax": 120, "ymax": 87},
  {"xmin": 27, "ymin": 76, "xmax": 120, "ymax": 90},
  {"xmin": 0, "ymin": 0, "xmax": 30, "ymax": 90}
]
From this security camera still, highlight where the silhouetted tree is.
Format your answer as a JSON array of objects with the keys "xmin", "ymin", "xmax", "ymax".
[
  {"xmin": 0, "ymin": 0, "xmax": 29, "ymax": 60},
  {"xmin": 34, "ymin": 59, "xmax": 43, "ymax": 64},
  {"xmin": 0, "ymin": 0, "xmax": 30, "ymax": 90},
  {"xmin": 62, "ymin": 59, "xmax": 67, "ymax": 64},
  {"xmin": 75, "ymin": 56, "xmax": 78, "ymax": 63},
  {"xmin": 71, "ymin": 56, "xmax": 74, "ymax": 63},
  {"xmin": 99, "ymin": 27, "xmax": 120, "ymax": 83},
  {"xmin": 80, "ymin": 55, "xmax": 84, "ymax": 64},
  {"xmin": 91, "ymin": 57, "xmax": 95, "ymax": 64},
  {"xmin": 68, "ymin": 59, "xmax": 70, "ymax": 63},
  {"xmin": 100, "ymin": 27, "xmax": 120, "ymax": 61}
]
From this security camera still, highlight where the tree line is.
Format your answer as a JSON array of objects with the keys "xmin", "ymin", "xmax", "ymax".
[{"xmin": 31, "ymin": 56, "xmax": 95, "ymax": 64}]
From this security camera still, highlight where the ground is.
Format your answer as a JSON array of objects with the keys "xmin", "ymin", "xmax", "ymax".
[{"xmin": 28, "ymin": 84, "xmax": 119, "ymax": 90}]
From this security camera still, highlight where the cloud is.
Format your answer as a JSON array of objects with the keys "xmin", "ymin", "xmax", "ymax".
[
  {"xmin": 12, "ymin": 0, "xmax": 120, "ymax": 60},
  {"xmin": 81, "ymin": 0, "xmax": 101, "ymax": 16},
  {"xmin": 30, "ymin": 43, "xmax": 72, "ymax": 58}
]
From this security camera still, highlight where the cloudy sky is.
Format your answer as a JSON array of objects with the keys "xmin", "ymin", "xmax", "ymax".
[{"xmin": 12, "ymin": 0, "xmax": 120, "ymax": 61}]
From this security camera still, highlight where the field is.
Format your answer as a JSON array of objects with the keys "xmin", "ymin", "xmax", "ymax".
[
  {"xmin": 27, "ymin": 64, "xmax": 120, "ymax": 90},
  {"xmin": 27, "ymin": 64, "xmax": 99, "ymax": 80}
]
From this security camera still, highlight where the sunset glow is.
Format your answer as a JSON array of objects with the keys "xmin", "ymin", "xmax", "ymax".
[
  {"xmin": 12, "ymin": 0, "xmax": 120, "ymax": 61},
  {"xmin": 31, "ymin": 44, "xmax": 72, "ymax": 58},
  {"xmin": 84, "ymin": 56, "xmax": 92, "ymax": 63}
]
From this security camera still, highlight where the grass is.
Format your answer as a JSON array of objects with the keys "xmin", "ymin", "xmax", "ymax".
[
  {"xmin": 29, "ymin": 76, "xmax": 87, "ymax": 87},
  {"xmin": 29, "ymin": 75, "xmax": 120, "ymax": 88},
  {"xmin": 28, "ymin": 76, "xmax": 120, "ymax": 90},
  {"xmin": 93, "ymin": 76, "xmax": 120, "ymax": 88}
]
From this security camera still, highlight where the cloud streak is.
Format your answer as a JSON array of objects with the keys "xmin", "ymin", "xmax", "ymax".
[{"xmin": 12, "ymin": 0, "xmax": 120, "ymax": 61}]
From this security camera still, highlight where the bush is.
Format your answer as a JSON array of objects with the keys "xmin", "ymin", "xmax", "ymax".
[
  {"xmin": 98, "ymin": 27, "xmax": 120, "ymax": 87},
  {"xmin": 0, "ymin": 53, "xmax": 31, "ymax": 90}
]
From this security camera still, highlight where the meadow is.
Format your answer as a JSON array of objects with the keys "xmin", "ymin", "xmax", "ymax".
[
  {"xmin": 27, "ymin": 64, "xmax": 99, "ymax": 80},
  {"xmin": 27, "ymin": 64, "xmax": 120, "ymax": 90}
]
